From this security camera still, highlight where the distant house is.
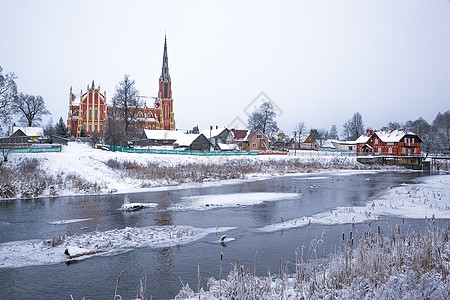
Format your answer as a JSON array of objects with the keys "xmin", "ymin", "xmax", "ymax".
[
  {"xmin": 173, "ymin": 133, "xmax": 211, "ymax": 151},
  {"xmin": 289, "ymin": 134, "xmax": 318, "ymax": 150},
  {"xmin": 356, "ymin": 129, "xmax": 421, "ymax": 156},
  {"xmin": 330, "ymin": 140, "xmax": 357, "ymax": 152},
  {"xmin": 10, "ymin": 127, "xmax": 44, "ymax": 142},
  {"xmin": 144, "ymin": 129, "xmax": 184, "ymax": 146},
  {"xmin": 231, "ymin": 129, "xmax": 269, "ymax": 151},
  {"xmin": 201, "ymin": 127, "xmax": 232, "ymax": 149}
]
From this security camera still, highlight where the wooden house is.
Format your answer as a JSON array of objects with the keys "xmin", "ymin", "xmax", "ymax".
[
  {"xmin": 289, "ymin": 133, "xmax": 318, "ymax": 150},
  {"xmin": 10, "ymin": 127, "xmax": 44, "ymax": 142},
  {"xmin": 231, "ymin": 129, "xmax": 269, "ymax": 151},
  {"xmin": 143, "ymin": 129, "xmax": 184, "ymax": 146},
  {"xmin": 201, "ymin": 127, "xmax": 232, "ymax": 149},
  {"xmin": 356, "ymin": 129, "xmax": 421, "ymax": 156},
  {"xmin": 173, "ymin": 134, "xmax": 211, "ymax": 151}
]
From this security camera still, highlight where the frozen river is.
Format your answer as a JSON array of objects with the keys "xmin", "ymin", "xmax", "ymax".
[{"xmin": 0, "ymin": 171, "xmax": 437, "ymax": 299}]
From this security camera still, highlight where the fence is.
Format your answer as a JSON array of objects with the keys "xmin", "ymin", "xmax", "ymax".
[
  {"xmin": 10, "ymin": 146, "xmax": 62, "ymax": 153},
  {"xmin": 104, "ymin": 146, "xmax": 259, "ymax": 156}
]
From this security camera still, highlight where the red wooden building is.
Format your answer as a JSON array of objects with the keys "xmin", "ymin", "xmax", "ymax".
[
  {"xmin": 67, "ymin": 36, "xmax": 175, "ymax": 138},
  {"xmin": 356, "ymin": 129, "xmax": 421, "ymax": 156}
]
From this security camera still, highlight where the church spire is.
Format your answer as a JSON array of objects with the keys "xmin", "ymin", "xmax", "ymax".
[{"xmin": 160, "ymin": 34, "xmax": 170, "ymax": 80}]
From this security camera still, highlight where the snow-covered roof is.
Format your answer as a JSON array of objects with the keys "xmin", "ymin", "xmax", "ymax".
[
  {"xmin": 375, "ymin": 130, "xmax": 416, "ymax": 143},
  {"xmin": 174, "ymin": 134, "xmax": 203, "ymax": 147},
  {"xmin": 144, "ymin": 130, "xmax": 184, "ymax": 141},
  {"xmin": 11, "ymin": 126, "xmax": 44, "ymax": 137},
  {"xmin": 356, "ymin": 130, "xmax": 419, "ymax": 144},
  {"xmin": 231, "ymin": 129, "xmax": 251, "ymax": 141},
  {"xmin": 320, "ymin": 140, "xmax": 336, "ymax": 149},
  {"xmin": 330, "ymin": 139, "xmax": 356, "ymax": 145},
  {"xmin": 217, "ymin": 143, "xmax": 238, "ymax": 151},
  {"xmin": 355, "ymin": 134, "xmax": 370, "ymax": 144},
  {"xmin": 201, "ymin": 127, "xmax": 228, "ymax": 138}
]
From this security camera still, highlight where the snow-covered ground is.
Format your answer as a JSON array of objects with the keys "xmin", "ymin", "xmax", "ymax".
[
  {"xmin": 4, "ymin": 142, "xmax": 361, "ymax": 198},
  {"xmin": 260, "ymin": 175, "xmax": 450, "ymax": 232},
  {"xmin": 0, "ymin": 225, "xmax": 234, "ymax": 268}
]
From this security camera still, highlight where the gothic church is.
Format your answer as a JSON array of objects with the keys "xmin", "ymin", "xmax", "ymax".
[{"xmin": 67, "ymin": 36, "xmax": 175, "ymax": 138}]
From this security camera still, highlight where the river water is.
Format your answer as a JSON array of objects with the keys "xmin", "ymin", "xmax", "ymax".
[{"xmin": 0, "ymin": 171, "xmax": 431, "ymax": 299}]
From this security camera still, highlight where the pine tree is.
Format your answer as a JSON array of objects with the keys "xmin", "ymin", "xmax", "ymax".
[{"xmin": 55, "ymin": 117, "xmax": 68, "ymax": 137}]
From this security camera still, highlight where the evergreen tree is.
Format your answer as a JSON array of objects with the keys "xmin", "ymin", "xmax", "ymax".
[{"xmin": 55, "ymin": 117, "xmax": 68, "ymax": 137}]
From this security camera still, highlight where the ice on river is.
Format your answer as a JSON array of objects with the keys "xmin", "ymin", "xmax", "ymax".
[
  {"xmin": 0, "ymin": 225, "xmax": 235, "ymax": 268},
  {"xmin": 260, "ymin": 175, "xmax": 450, "ymax": 232},
  {"xmin": 174, "ymin": 192, "xmax": 300, "ymax": 211}
]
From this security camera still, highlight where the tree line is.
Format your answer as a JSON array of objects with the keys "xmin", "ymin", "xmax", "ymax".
[{"xmin": 247, "ymin": 101, "xmax": 450, "ymax": 155}]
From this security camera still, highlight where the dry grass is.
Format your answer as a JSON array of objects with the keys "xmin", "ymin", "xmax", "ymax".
[
  {"xmin": 0, "ymin": 158, "xmax": 102, "ymax": 199},
  {"xmin": 104, "ymin": 156, "xmax": 368, "ymax": 186},
  {"xmin": 175, "ymin": 221, "xmax": 450, "ymax": 299}
]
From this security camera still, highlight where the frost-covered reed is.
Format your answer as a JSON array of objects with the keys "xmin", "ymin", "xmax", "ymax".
[{"xmin": 174, "ymin": 220, "xmax": 450, "ymax": 299}]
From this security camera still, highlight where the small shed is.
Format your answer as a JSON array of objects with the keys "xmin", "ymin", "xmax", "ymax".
[
  {"xmin": 11, "ymin": 126, "xmax": 44, "ymax": 142},
  {"xmin": 144, "ymin": 129, "xmax": 184, "ymax": 146}
]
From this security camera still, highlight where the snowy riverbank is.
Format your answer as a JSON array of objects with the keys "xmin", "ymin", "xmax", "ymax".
[{"xmin": 2, "ymin": 142, "xmax": 367, "ymax": 199}]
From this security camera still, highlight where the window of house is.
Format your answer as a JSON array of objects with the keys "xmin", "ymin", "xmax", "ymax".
[
  {"xmin": 388, "ymin": 148, "xmax": 392, "ymax": 154},
  {"xmin": 257, "ymin": 134, "xmax": 262, "ymax": 139},
  {"xmin": 239, "ymin": 142, "xmax": 243, "ymax": 147},
  {"xmin": 252, "ymin": 143, "xmax": 257, "ymax": 148},
  {"xmin": 375, "ymin": 139, "xmax": 378, "ymax": 144}
]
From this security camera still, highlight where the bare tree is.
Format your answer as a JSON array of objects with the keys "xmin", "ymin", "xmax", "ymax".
[
  {"xmin": 342, "ymin": 112, "xmax": 364, "ymax": 141},
  {"xmin": 13, "ymin": 93, "xmax": 50, "ymax": 126},
  {"xmin": 112, "ymin": 74, "xmax": 141, "ymax": 137},
  {"xmin": 247, "ymin": 101, "xmax": 279, "ymax": 138},
  {"xmin": 0, "ymin": 66, "xmax": 18, "ymax": 135},
  {"xmin": 329, "ymin": 124, "xmax": 339, "ymax": 140},
  {"xmin": 293, "ymin": 122, "xmax": 306, "ymax": 147},
  {"xmin": 381, "ymin": 121, "xmax": 404, "ymax": 131}
]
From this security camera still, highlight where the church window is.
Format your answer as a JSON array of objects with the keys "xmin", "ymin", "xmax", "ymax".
[
  {"xmin": 89, "ymin": 109, "xmax": 92, "ymax": 119},
  {"xmin": 100, "ymin": 124, "xmax": 103, "ymax": 131},
  {"xmin": 164, "ymin": 83, "xmax": 168, "ymax": 97},
  {"xmin": 94, "ymin": 109, "xmax": 98, "ymax": 120}
]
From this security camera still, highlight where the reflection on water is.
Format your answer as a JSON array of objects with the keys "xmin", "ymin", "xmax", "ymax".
[{"xmin": 0, "ymin": 171, "xmax": 427, "ymax": 299}]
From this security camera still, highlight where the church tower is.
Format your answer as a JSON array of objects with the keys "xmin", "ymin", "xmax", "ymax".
[{"xmin": 158, "ymin": 35, "xmax": 175, "ymax": 130}]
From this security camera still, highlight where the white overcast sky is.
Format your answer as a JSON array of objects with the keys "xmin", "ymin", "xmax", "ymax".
[{"xmin": 1, "ymin": 0, "xmax": 449, "ymax": 135}]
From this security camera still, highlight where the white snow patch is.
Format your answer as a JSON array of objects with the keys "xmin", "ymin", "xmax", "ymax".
[
  {"xmin": 49, "ymin": 218, "xmax": 93, "ymax": 225},
  {"xmin": 175, "ymin": 192, "xmax": 300, "ymax": 211},
  {"xmin": 0, "ymin": 225, "xmax": 235, "ymax": 268},
  {"xmin": 259, "ymin": 175, "xmax": 450, "ymax": 232}
]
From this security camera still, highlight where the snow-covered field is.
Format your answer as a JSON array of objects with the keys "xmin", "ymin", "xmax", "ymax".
[{"xmin": 3, "ymin": 142, "xmax": 362, "ymax": 198}]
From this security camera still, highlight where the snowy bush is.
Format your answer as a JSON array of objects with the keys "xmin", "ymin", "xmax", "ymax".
[{"xmin": 0, "ymin": 157, "xmax": 102, "ymax": 199}]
